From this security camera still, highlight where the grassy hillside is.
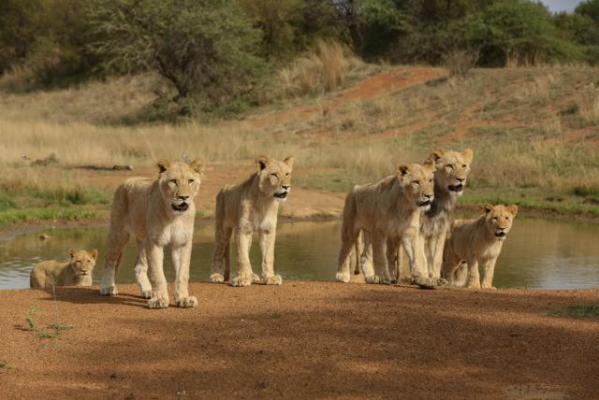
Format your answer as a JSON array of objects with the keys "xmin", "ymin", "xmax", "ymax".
[{"xmin": 1, "ymin": 64, "xmax": 598, "ymax": 227}]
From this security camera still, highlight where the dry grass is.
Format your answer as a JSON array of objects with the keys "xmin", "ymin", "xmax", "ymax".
[
  {"xmin": 0, "ymin": 64, "xmax": 598, "ymax": 217},
  {"xmin": 578, "ymin": 85, "xmax": 599, "ymax": 125},
  {"xmin": 277, "ymin": 40, "xmax": 365, "ymax": 97}
]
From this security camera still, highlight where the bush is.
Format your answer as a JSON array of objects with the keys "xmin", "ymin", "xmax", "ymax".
[{"xmin": 88, "ymin": 0, "xmax": 266, "ymax": 116}]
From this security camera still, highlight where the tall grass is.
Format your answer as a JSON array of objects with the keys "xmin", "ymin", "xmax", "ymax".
[{"xmin": 277, "ymin": 40, "xmax": 364, "ymax": 97}]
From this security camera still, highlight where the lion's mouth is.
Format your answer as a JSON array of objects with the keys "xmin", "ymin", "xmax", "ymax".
[
  {"xmin": 172, "ymin": 202, "xmax": 189, "ymax": 212},
  {"xmin": 273, "ymin": 192, "xmax": 288, "ymax": 199},
  {"xmin": 448, "ymin": 184, "xmax": 464, "ymax": 192},
  {"xmin": 495, "ymin": 230, "xmax": 507, "ymax": 239},
  {"xmin": 417, "ymin": 200, "xmax": 432, "ymax": 208}
]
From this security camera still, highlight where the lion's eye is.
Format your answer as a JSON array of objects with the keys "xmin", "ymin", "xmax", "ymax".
[
  {"xmin": 447, "ymin": 164, "xmax": 455, "ymax": 170},
  {"xmin": 493, "ymin": 217, "xmax": 498, "ymax": 222},
  {"xmin": 169, "ymin": 179, "xmax": 177, "ymax": 185},
  {"xmin": 188, "ymin": 179, "xmax": 194, "ymax": 184},
  {"xmin": 429, "ymin": 178, "xmax": 433, "ymax": 183},
  {"xmin": 285, "ymin": 172, "xmax": 290, "ymax": 176},
  {"xmin": 462, "ymin": 164, "xmax": 467, "ymax": 168},
  {"xmin": 270, "ymin": 173, "xmax": 278, "ymax": 178},
  {"xmin": 413, "ymin": 180, "xmax": 420, "ymax": 185}
]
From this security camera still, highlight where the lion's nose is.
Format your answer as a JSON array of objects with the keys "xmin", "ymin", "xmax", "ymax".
[
  {"xmin": 282, "ymin": 185, "xmax": 290, "ymax": 190},
  {"xmin": 424, "ymin": 193, "xmax": 433, "ymax": 199},
  {"xmin": 178, "ymin": 195, "xmax": 189, "ymax": 201},
  {"xmin": 456, "ymin": 177, "xmax": 465, "ymax": 183}
]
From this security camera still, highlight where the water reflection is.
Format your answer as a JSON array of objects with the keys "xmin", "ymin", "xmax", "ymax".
[{"xmin": 0, "ymin": 219, "xmax": 598, "ymax": 290}]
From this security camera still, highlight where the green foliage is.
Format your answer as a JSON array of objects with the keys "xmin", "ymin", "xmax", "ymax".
[
  {"xmin": 88, "ymin": 0, "xmax": 266, "ymax": 116},
  {"xmin": 25, "ymin": 306, "xmax": 73, "ymax": 340},
  {"xmin": 471, "ymin": 1, "xmax": 584, "ymax": 66}
]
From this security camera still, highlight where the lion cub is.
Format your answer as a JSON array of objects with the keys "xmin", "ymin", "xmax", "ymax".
[
  {"xmin": 30, "ymin": 249, "xmax": 98, "ymax": 289},
  {"xmin": 441, "ymin": 204, "xmax": 518, "ymax": 289},
  {"xmin": 210, "ymin": 156, "xmax": 293, "ymax": 287}
]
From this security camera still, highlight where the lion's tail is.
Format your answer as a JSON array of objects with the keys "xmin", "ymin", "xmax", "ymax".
[{"xmin": 213, "ymin": 189, "xmax": 231, "ymax": 280}]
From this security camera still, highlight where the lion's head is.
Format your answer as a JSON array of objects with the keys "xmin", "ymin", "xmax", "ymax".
[
  {"xmin": 397, "ymin": 160, "xmax": 435, "ymax": 210},
  {"xmin": 69, "ymin": 249, "xmax": 98, "ymax": 278},
  {"xmin": 483, "ymin": 204, "xmax": 518, "ymax": 241},
  {"xmin": 428, "ymin": 149, "xmax": 474, "ymax": 196},
  {"xmin": 157, "ymin": 160, "xmax": 204, "ymax": 215},
  {"xmin": 256, "ymin": 156, "xmax": 294, "ymax": 202}
]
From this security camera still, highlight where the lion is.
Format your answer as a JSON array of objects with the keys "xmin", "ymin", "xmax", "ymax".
[
  {"xmin": 441, "ymin": 204, "xmax": 518, "ymax": 289},
  {"xmin": 336, "ymin": 161, "xmax": 436, "ymax": 286},
  {"xmin": 30, "ymin": 249, "xmax": 98, "ymax": 289},
  {"xmin": 353, "ymin": 149, "xmax": 474, "ymax": 286},
  {"xmin": 99, "ymin": 159, "xmax": 204, "ymax": 309},
  {"xmin": 209, "ymin": 156, "xmax": 293, "ymax": 287}
]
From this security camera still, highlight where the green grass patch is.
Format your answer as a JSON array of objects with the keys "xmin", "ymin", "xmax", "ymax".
[
  {"xmin": 546, "ymin": 305, "xmax": 599, "ymax": 319},
  {"xmin": 25, "ymin": 306, "xmax": 73, "ymax": 340},
  {"xmin": 0, "ymin": 206, "xmax": 103, "ymax": 229}
]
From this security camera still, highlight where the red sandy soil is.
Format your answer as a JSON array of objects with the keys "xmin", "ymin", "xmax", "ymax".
[{"xmin": 0, "ymin": 283, "xmax": 598, "ymax": 399}]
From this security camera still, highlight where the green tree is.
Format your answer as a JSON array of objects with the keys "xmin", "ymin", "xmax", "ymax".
[
  {"xmin": 89, "ymin": 0, "xmax": 265, "ymax": 115},
  {"xmin": 471, "ymin": 0, "xmax": 584, "ymax": 66}
]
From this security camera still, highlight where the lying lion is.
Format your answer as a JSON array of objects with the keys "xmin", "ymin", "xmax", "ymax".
[
  {"xmin": 441, "ymin": 204, "xmax": 518, "ymax": 289},
  {"xmin": 30, "ymin": 249, "xmax": 98, "ymax": 289}
]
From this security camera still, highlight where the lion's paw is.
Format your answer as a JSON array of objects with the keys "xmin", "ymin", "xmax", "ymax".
[
  {"xmin": 100, "ymin": 285, "xmax": 118, "ymax": 296},
  {"xmin": 141, "ymin": 290, "xmax": 152, "ymax": 299},
  {"xmin": 176, "ymin": 296, "xmax": 198, "ymax": 308},
  {"xmin": 365, "ymin": 275, "xmax": 392, "ymax": 285},
  {"xmin": 231, "ymin": 273, "xmax": 253, "ymax": 287},
  {"xmin": 252, "ymin": 273, "xmax": 262, "ymax": 283},
  {"xmin": 336, "ymin": 272, "xmax": 351, "ymax": 283},
  {"xmin": 412, "ymin": 276, "xmax": 437, "ymax": 289},
  {"xmin": 263, "ymin": 274, "xmax": 282, "ymax": 285},
  {"xmin": 436, "ymin": 277, "xmax": 449, "ymax": 287},
  {"xmin": 209, "ymin": 273, "xmax": 225, "ymax": 283},
  {"xmin": 147, "ymin": 295, "xmax": 169, "ymax": 309}
]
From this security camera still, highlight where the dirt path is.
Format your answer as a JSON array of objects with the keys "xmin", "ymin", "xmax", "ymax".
[{"xmin": 0, "ymin": 283, "xmax": 597, "ymax": 399}]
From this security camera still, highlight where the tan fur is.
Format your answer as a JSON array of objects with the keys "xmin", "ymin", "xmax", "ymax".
[
  {"xmin": 353, "ymin": 149, "xmax": 474, "ymax": 287},
  {"xmin": 30, "ymin": 249, "xmax": 98, "ymax": 289},
  {"xmin": 100, "ymin": 160, "xmax": 204, "ymax": 309},
  {"xmin": 441, "ymin": 204, "xmax": 518, "ymax": 289},
  {"xmin": 210, "ymin": 156, "xmax": 294, "ymax": 287},
  {"xmin": 419, "ymin": 148, "xmax": 474, "ymax": 283},
  {"xmin": 336, "ymin": 162, "xmax": 435, "ymax": 285}
]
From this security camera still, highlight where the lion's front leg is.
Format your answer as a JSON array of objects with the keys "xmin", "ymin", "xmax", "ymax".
[
  {"xmin": 172, "ymin": 242, "xmax": 198, "ymax": 308},
  {"xmin": 146, "ymin": 243, "xmax": 169, "ymax": 309},
  {"xmin": 465, "ymin": 260, "xmax": 481, "ymax": 289},
  {"xmin": 429, "ymin": 229, "xmax": 448, "ymax": 286},
  {"xmin": 134, "ymin": 241, "xmax": 152, "ymax": 299},
  {"xmin": 259, "ymin": 229, "xmax": 282, "ymax": 285},
  {"xmin": 480, "ymin": 258, "xmax": 497, "ymax": 290},
  {"xmin": 365, "ymin": 232, "xmax": 392, "ymax": 284},
  {"xmin": 231, "ymin": 228, "xmax": 255, "ymax": 287},
  {"xmin": 403, "ymin": 233, "xmax": 435, "ymax": 289}
]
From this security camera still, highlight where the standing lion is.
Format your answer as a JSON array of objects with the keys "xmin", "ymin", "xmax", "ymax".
[
  {"xmin": 336, "ymin": 161, "xmax": 436, "ymax": 287},
  {"xmin": 442, "ymin": 204, "xmax": 518, "ymax": 289},
  {"xmin": 209, "ymin": 156, "xmax": 293, "ymax": 287},
  {"xmin": 100, "ymin": 160, "xmax": 204, "ymax": 309}
]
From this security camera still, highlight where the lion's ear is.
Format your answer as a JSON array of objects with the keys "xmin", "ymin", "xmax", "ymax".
[
  {"xmin": 283, "ymin": 156, "xmax": 294, "ymax": 169},
  {"xmin": 396, "ymin": 163, "xmax": 409, "ymax": 176},
  {"xmin": 507, "ymin": 205, "xmax": 519, "ymax": 217},
  {"xmin": 463, "ymin": 148, "xmax": 474, "ymax": 163},
  {"xmin": 483, "ymin": 204, "xmax": 494, "ymax": 214},
  {"xmin": 90, "ymin": 249, "xmax": 99, "ymax": 260},
  {"xmin": 157, "ymin": 160, "xmax": 171, "ymax": 174},
  {"xmin": 256, "ymin": 156, "xmax": 270, "ymax": 171},
  {"xmin": 189, "ymin": 160, "xmax": 204, "ymax": 175},
  {"xmin": 428, "ymin": 150, "xmax": 444, "ymax": 164},
  {"xmin": 423, "ymin": 159, "xmax": 435, "ymax": 171},
  {"xmin": 69, "ymin": 249, "xmax": 75, "ymax": 259}
]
